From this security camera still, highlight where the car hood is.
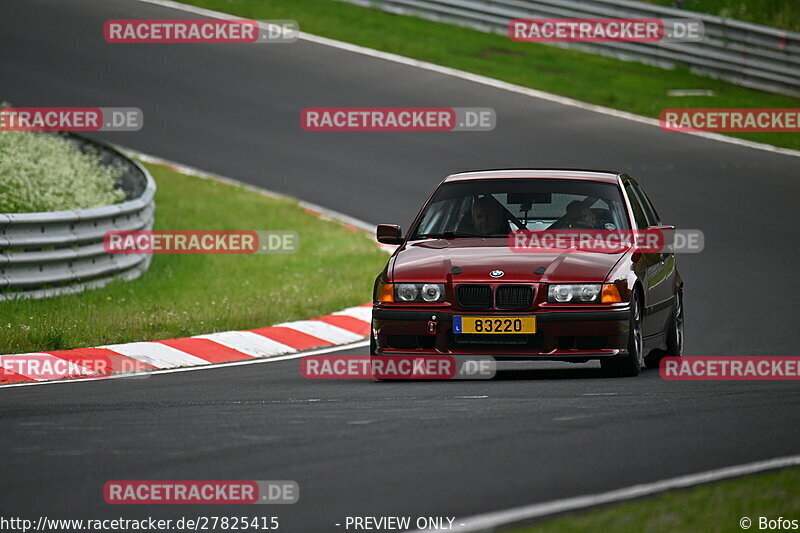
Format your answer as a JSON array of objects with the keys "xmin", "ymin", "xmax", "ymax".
[{"xmin": 391, "ymin": 239, "xmax": 626, "ymax": 283}]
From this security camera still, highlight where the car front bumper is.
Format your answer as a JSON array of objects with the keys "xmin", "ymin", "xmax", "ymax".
[{"xmin": 372, "ymin": 307, "xmax": 630, "ymax": 360}]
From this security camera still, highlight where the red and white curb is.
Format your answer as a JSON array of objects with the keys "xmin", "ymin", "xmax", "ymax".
[
  {"xmin": 0, "ymin": 142, "xmax": 393, "ymax": 389},
  {"xmin": 0, "ymin": 304, "xmax": 371, "ymax": 386}
]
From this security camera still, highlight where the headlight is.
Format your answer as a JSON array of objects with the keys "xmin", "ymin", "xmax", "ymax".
[
  {"xmin": 548, "ymin": 284, "xmax": 602, "ymax": 303},
  {"xmin": 421, "ymin": 284, "xmax": 442, "ymax": 302},
  {"xmin": 394, "ymin": 283, "xmax": 445, "ymax": 303},
  {"xmin": 551, "ymin": 285, "xmax": 574, "ymax": 302},
  {"xmin": 396, "ymin": 284, "xmax": 419, "ymax": 302},
  {"xmin": 578, "ymin": 284, "xmax": 601, "ymax": 302}
]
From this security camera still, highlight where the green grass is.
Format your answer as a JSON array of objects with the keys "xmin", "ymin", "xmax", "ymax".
[
  {"xmin": 638, "ymin": 0, "xmax": 800, "ymax": 32},
  {"xmin": 509, "ymin": 467, "xmax": 800, "ymax": 533},
  {"xmin": 0, "ymin": 163, "xmax": 387, "ymax": 354},
  {"xmin": 178, "ymin": 0, "xmax": 800, "ymax": 150}
]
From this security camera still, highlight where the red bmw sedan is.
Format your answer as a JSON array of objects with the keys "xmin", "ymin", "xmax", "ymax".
[{"xmin": 371, "ymin": 169, "xmax": 684, "ymax": 377}]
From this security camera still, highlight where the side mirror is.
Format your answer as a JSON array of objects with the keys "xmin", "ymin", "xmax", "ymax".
[
  {"xmin": 634, "ymin": 224, "xmax": 675, "ymax": 257},
  {"xmin": 376, "ymin": 224, "xmax": 403, "ymax": 245}
]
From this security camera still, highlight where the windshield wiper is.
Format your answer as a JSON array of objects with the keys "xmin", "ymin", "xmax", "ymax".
[{"xmin": 415, "ymin": 231, "xmax": 502, "ymax": 239}]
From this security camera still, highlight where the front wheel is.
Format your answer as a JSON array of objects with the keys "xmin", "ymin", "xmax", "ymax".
[
  {"xmin": 601, "ymin": 290, "xmax": 643, "ymax": 377},
  {"xmin": 645, "ymin": 289, "xmax": 684, "ymax": 368}
]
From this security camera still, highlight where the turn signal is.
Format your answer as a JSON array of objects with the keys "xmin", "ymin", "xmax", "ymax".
[
  {"xmin": 378, "ymin": 283, "xmax": 394, "ymax": 303},
  {"xmin": 601, "ymin": 284, "xmax": 622, "ymax": 303}
]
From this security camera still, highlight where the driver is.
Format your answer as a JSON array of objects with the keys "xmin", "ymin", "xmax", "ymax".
[
  {"xmin": 565, "ymin": 200, "xmax": 596, "ymax": 229},
  {"xmin": 471, "ymin": 196, "xmax": 509, "ymax": 235}
]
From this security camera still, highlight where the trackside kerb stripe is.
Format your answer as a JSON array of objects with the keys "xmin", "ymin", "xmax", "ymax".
[
  {"xmin": 0, "ymin": 353, "xmax": 99, "ymax": 381},
  {"xmin": 99, "ymin": 342, "xmax": 210, "ymax": 368},
  {"xmin": 316, "ymin": 315, "xmax": 371, "ymax": 336},
  {"xmin": 0, "ymin": 367, "xmax": 36, "ymax": 384},
  {"xmin": 0, "ymin": 304, "xmax": 374, "ymax": 386},
  {"xmin": 0, "ymin": 340, "xmax": 369, "ymax": 390},
  {"xmin": 276, "ymin": 320, "xmax": 364, "ymax": 344},
  {"xmin": 157, "ymin": 338, "xmax": 254, "ymax": 363},
  {"xmin": 46, "ymin": 347, "xmax": 155, "ymax": 374},
  {"xmin": 333, "ymin": 306, "xmax": 373, "ymax": 322},
  {"xmin": 249, "ymin": 326, "xmax": 333, "ymax": 351},
  {"xmin": 193, "ymin": 331, "xmax": 297, "ymax": 357}
]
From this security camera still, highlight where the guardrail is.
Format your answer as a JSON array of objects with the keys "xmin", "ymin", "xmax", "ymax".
[
  {"xmin": 340, "ymin": 0, "xmax": 800, "ymax": 97},
  {"xmin": 0, "ymin": 134, "xmax": 156, "ymax": 301}
]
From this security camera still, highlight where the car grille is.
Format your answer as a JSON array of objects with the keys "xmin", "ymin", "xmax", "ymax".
[
  {"xmin": 496, "ymin": 285, "xmax": 534, "ymax": 309},
  {"xmin": 457, "ymin": 285, "xmax": 492, "ymax": 308}
]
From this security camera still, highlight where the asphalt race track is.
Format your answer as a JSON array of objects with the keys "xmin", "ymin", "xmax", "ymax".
[{"xmin": 2, "ymin": 0, "xmax": 800, "ymax": 530}]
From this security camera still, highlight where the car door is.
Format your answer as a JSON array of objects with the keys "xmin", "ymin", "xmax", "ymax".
[{"xmin": 627, "ymin": 180, "xmax": 676, "ymax": 337}]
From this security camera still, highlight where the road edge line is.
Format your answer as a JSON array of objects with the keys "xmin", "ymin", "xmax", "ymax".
[
  {"xmin": 131, "ymin": 0, "xmax": 800, "ymax": 159},
  {"xmin": 122, "ymin": 149, "xmax": 377, "ymax": 234},
  {"xmin": 418, "ymin": 454, "xmax": 800, "ymax": 532}
]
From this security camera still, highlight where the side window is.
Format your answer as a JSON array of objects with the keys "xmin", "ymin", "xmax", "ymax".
[
  {"xmin": 633, "ymin": 184, "xmax": 661, "ymax": 226},
  {"xmin": 624, "ymin": 182, "xmax": 649, "ymax": 229}
]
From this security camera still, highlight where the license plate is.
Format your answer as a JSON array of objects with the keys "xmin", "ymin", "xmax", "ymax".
[{"xmin": 453, "ymin": 316, "xmax": 536, "ymax": 334}]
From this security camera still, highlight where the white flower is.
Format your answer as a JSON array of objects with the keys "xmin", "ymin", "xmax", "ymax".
[{"xmin": 0, "ymin": 115, "xmax": 125, "ymax": 213}]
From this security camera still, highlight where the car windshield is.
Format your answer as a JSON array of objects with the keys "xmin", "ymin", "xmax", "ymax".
[{"xmin": 410, "ymin": 178, "xmax": 630, "ymax": 239}]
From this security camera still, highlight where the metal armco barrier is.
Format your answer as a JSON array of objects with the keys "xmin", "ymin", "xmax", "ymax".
[
  {"xmin": 340, "ymin": 0, "xmax": 800, "ymax": 96},
  {"xmin": 0, "ymin": 134, "xmax": 155, "ymax": 301}
]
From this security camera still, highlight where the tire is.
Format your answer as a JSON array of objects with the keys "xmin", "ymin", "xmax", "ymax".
[
  {"xmin": 644, "ymin": 289, "xmax": 684, "ymax": 368},
  {"xmin": 601, "ymin": 289, "xmax": 643, "ymax": 377}
]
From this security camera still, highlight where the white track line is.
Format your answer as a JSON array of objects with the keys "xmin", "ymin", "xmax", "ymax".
[
  {"xmin": 133, "ymin": 0, "xmax": 800, "ymax": 159},
  {"xmin": 0, "ymin": 340, "xmax": 369, "ymax": 390},
  {"xmin": 415, "ymin": 454, "xmax": 800, "ymax": 532},
  {"xmin": 124, "ymin": 149, "xmax": 378, "ymax": 234}
]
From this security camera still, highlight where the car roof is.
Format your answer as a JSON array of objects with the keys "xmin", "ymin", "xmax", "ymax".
[{"xmin": 443, "ymin": 169, "xmax": 622, "ymax": 184}]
